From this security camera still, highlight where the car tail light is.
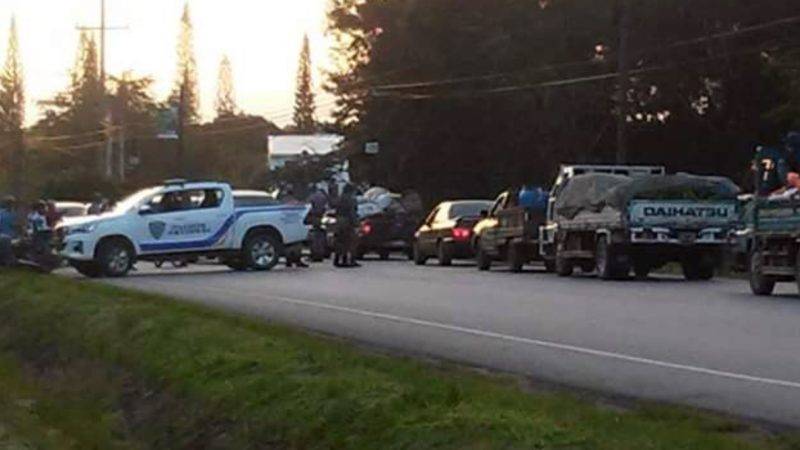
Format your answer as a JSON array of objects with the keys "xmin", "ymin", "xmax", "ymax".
[
  {"xmin": 361, "ymin": 222, "xmax": 373, "ymax": 235},
  {"xmin": 452, "ymin": 227, "xmax": 471, "ymax": 241}
]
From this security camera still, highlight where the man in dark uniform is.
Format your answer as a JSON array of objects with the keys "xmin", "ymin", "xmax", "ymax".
[{"xmin": 333, "ymin": 184, "xmax": 360, "ymax": 268}]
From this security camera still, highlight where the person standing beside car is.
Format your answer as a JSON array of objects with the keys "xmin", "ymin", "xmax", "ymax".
[{"xmin": 333, "ymin": 184, "xmax": 360, "ymax": 268}]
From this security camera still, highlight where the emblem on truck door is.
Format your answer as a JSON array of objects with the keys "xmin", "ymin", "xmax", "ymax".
[{"xmin": 149, "ymin": 221, "xmax": 167, "ymax": 240}]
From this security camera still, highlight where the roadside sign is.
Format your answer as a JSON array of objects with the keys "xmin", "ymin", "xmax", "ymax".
[
  {"xmin": 365, "ymin": 141, "xmax": 380, "ymax": 155},
  {"xmin": 157, "ymin": 107, "xmax": 179, "ymax": 140}
]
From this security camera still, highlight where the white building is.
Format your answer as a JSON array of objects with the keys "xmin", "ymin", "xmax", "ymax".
[{"xmin": 267, "ymin": 134, "xmax": 344, "ymax": 171}]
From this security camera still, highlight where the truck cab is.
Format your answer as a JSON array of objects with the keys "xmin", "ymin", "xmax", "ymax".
[{"xmin": 59, "ymin": 180, "xmax": 309, "ymax": 278}]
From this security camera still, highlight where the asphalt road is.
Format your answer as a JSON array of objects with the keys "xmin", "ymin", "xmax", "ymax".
[{"xmin": 72, "ymin": 259, "xmax": 800, "ymax": 427}]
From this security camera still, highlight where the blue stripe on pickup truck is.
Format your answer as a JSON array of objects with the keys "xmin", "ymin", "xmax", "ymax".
[{"xmin": 138, "ymin": 205, "xmax": 306, "ymax": 253}]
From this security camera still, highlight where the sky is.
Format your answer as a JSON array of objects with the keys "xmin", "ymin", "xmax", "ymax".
[{"xmin": 0, "ymin": 0, "xmax": 336, "ymax": 127}]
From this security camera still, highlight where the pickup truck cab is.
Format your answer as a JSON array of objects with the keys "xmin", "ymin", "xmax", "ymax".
[{"xmin": 58, "ymin": 180, "xmax": 309, "ymax": 278}]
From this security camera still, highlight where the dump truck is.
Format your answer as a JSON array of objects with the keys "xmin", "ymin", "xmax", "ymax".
[{"xmin": 540, "ymin": 165, "xmax": 740, "ymax": 280}]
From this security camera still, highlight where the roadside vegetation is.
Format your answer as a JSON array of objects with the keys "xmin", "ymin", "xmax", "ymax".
[{"xmin": 0, "ymin": 271, "xmax": 797, "ymax": 449}]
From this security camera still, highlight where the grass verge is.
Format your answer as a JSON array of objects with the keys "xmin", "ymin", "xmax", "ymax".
[{"xmin": 0, "ymin": 270, "xmax": 797, "ymax": 449}]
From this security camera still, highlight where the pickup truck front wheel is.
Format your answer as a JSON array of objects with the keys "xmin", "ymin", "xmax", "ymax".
[
  {"xmin": 96, "ymin": 238, "xmax": 134, "ymax": 278},
  {"xmin": 243, "ymin": 233, "xmax": 281, "ymax": 271}
]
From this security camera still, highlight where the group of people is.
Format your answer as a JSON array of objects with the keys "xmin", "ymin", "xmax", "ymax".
[
  {"xmin": 0, "ymin": 196, "xmax": 64, "ymax": 266},
  {"xmin": 284, "ymin": 183, "xmax": 362, "ymax": 269},
  {"xmin": 753, "ymin": 132, "xmax": 800, "ymax": 196}
]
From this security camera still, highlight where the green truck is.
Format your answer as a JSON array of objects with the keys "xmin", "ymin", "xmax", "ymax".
[{"xmin": 747, "ymin": 195, "xmax": 800, "ymax": 295}]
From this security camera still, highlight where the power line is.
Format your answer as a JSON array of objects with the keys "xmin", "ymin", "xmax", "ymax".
[
  {"xmin": 370, "ymin": 40, "xmax": 800, "ymax": 101},
  {"xmin": 363, "ymin": 13, "xmax": 800, "ymax": 94}
]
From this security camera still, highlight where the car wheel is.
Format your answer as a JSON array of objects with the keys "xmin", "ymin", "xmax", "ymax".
[
  {"xmin": 749, "ymin": 251, "xmax": 775, "ymax": 296},
  {"xmin": 555, "ymin": 255, "xmax": 573, "ymax": 277},
  {"xmin": 243, "ymin": 233, "xmax": 281, "ymax": 271},
  {"xmin": 413, "ymin": 242, "xmax": 427, "ymax": 266},
  {"xmin": 437, "ymin": 242, "xmax": 453, "ymax": 267},
  {"xmin": 96, "ymin": 238, "xmax": 134, "ymax": 278}
]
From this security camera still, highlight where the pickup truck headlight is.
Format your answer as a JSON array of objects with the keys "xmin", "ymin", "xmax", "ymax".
[{"xmin": 67, "ymin": 222, "xmax": 99, "ymax": 235}]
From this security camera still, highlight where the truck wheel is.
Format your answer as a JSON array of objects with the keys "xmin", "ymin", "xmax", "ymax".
[
  {"xmin": 579, "ymin": 261, "xmax": 595, "ymax": 274},
  {"xmin": 508, "ymin": 243, "xmax": 524, "ymax": 273},
  {"xmin": 682, "ymin": 258, "xmax": 714, "ymax": 281},
  {"xmin": 633, "ymin": 261, "xmax": 651, "ymax": 280},
  {"xmin": 555, "ymin": 255, "xmax": 573, "ymax": 277},
  {"xmin": 73, "ymin": 261, "xmax": 103, "ymax": 278},
  {"xmin": 437, "ymin": 242, "xmax": 453, "ymax": 266},
  {"xmin": 243, "ymin": 233, "xmax": 281, "ymax": 271},
  {"xmin": 750, "ymin": 251, "xmax": 775, "ymax": 296},
  {"xmin": 413, "ymin": 242, "xmax": 427, "ymax": 266},
  {"xmin": 477, "ymin": 246, "xmax": 492, "ymax": 271},
  {"xmin": 595, "ymin": 237, "xmax": 620, "ymax": 280},
  {"xmin": 96, "ymin": 238, "xmax": 134, "ymax": 278}
]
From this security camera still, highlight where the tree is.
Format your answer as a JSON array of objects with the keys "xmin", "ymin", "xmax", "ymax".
[
  {"xmin": 293, "ymin": 34, "xmax": 316, "ymax": 133},
  {"xmin": 0, "ymin": 16, "xmax": 25, "ymax": 195},
  {"xmin": 171, "ymin": 2, "xmax": 199, "ymax": 123},
  {"xmin": 215, "ymin": 55, "xmax": 238, "ymax": 118}
]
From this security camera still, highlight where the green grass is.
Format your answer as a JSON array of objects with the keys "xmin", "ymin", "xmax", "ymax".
[{"xmin": 0, "ymin": 270, "xmax": 797, "ymax": 449}]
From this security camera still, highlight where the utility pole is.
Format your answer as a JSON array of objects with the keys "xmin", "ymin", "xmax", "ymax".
[
  {"xmin": 177, "ymin": 73, "xmax": 187, "ymax": 177},
  {"xmin": 615, "ymin": 0, "xmax": 632, "ymax": 164},
  {"xmin": 77, "ymin": 0, "xmax": 127, "ymax": 181}
]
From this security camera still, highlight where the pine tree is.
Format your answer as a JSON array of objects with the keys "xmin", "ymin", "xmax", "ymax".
[
  {"xmin": 215, "ymin": 55, "xmax": 237, "ymax": 118},
  {"xmin": 70, "ymin": 31, "xmax": 104, "ymax": 130},
  {"xmin": 0, "ymin": 16, "xmax": 24, "ymax": 195},
  {"xmin": 171, "ymin": 2, "xmax": 199, "ymax": 123},
  {"xmin": 293, "ymin": 34, "xmax": 316, "ymax": 133},
  {"xmin": 0, "ymin": 16, "xmax": 24, "ymax": 133}
]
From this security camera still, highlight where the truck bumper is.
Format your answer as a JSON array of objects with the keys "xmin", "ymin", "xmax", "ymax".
[{"xmin": 59, "ymin": 237, "xmax": 96, "ymax": 262}]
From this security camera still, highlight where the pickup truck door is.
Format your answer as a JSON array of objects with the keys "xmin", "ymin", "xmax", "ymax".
[
  {"xmin": 482, "ymin": 193, "xmax": 507, "ymax": 252},
  {"xmin": 135, "ymin": 188, "xmax": 231, "ymax": 254}
]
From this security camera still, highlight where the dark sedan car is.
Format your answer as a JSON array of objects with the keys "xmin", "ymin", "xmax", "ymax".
[{"xmin": 412, "ymin": 200, "xmax": 493, "ymax": 266}]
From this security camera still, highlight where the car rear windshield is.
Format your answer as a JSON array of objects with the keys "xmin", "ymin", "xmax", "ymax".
[{"xmin": 449, "ymin": 202, "xmax": 492, "ymax": 219}]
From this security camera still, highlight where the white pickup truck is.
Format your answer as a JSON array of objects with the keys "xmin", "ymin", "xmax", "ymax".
[{"xmin": 58, "ymin": 180, "xmax": 309, "ymax": 278}]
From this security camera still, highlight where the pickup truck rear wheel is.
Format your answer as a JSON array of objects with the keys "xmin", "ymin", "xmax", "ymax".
[
  {"xmin": 555, "ymin": 255, "xmax": 573, "ymax": 277},
  {"xmin": 96, "ymin": 238, "xmax": 134, "ymax": 278},
  {"xmin": 243, "ymin": 233, "xmax": 280, "ymax": 271},
  {"xmin": 682, "ymin": 257, "xmax": 714, "ymax": 281},
  {"xmin": 750, "ymin": 251, "xmax": 775, "ymax": 296},
  {"xmin": 508, "ymin": 243, "xmax": 524, "ymax": 273}
]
